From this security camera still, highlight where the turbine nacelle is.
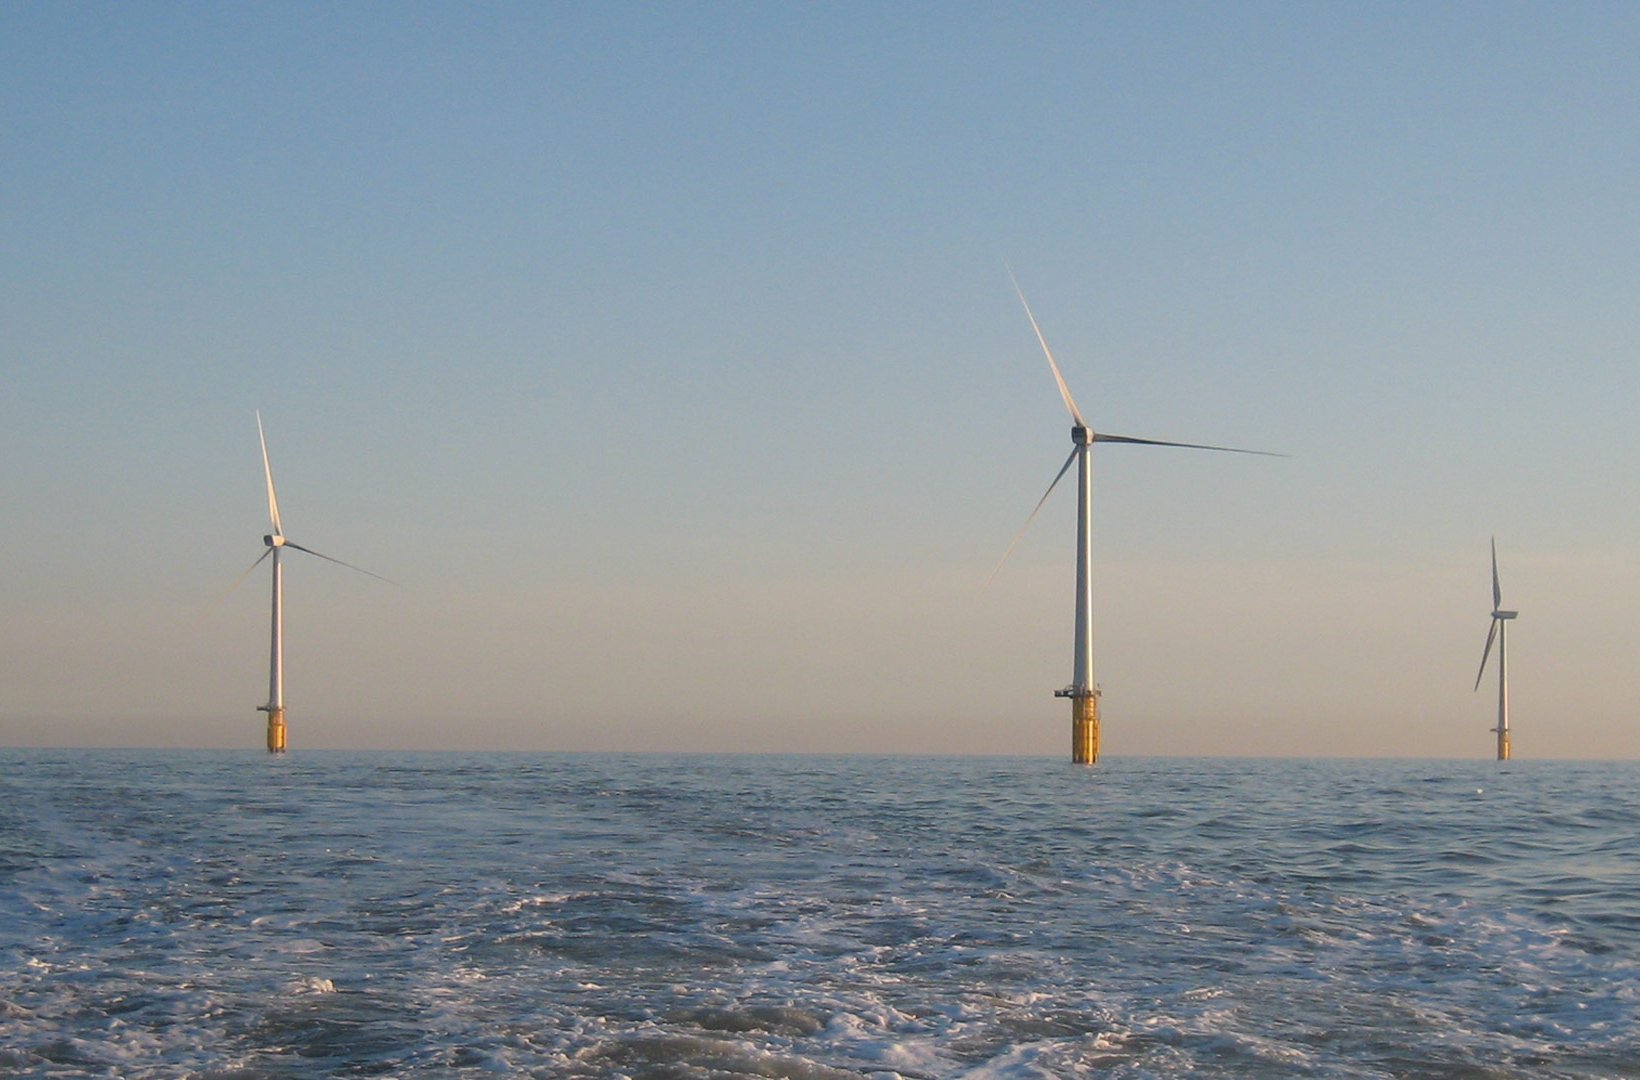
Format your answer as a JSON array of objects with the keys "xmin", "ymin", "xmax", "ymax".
[
  {"xmin": 1071, "ymin": 424, "xmax": 1092, "ymax": 446},
  {"xmin": 1493, "ymin": 610, "xmax": 1517, "ymax": 620},
  {"xmin": 264, "ymin": 534, "xmax": 286, "ymax": 548}
]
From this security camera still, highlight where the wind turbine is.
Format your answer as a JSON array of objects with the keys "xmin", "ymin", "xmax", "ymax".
[
  {"xmin": 993, "ymin": 272, "xmax": 1279, "ymax": 763},
  {"xmin": 1473, "ymin": 537, "xmax": 1517, "ymax": 761},
  {"xmin": 246, "ymin": 412, "xmax": 392, "ymax": 753}
]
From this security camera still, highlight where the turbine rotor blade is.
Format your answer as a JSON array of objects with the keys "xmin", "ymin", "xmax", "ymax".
[
  {"xmin": 1474, "ymin": 619, "xmax": 1499, "ymax": 692},
  {"xmin": 219, "ymin": 549, "xmax": 272, "ymax": 603},
  {"xmin": 1007, "ymin": 267, "xmax": 1086, "ymax": 428},
  {"xmin": 1491, "ymin": 536, "xmax": 1502, "ymax": 611},
  {"xmin": 1092, "ymin": 432, "xmax": 1286, "ymax": 457},
  {"xmin": 984, "ymin": 447, "xmax": 1079, "ymax": 591},
  {"xmin": 283, "ymin": 541, "xmax": 398, "ymax": 585},
  {"xmin": 256, "ymin": 411, "xmax": 284, "ymax": 537}
]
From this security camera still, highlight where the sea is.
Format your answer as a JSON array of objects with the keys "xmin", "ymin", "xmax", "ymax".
[{"xmin": 1, "ymin": 751, "xmax": 1636, "ymax": 1079}]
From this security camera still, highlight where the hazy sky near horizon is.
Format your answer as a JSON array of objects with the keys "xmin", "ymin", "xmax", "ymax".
[{"xmin": 3, "ymin": 3, "xmax": 1638, "ymax": 758}]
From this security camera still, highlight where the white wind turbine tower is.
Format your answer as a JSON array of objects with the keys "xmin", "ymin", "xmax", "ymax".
[
  {"xmin": 247, "ymin": 412, "xmax": 392, "ymax": 753},
  {"xmin": 991, "ymin": 272, "xmax": 1280, "ymax": 763},
  {"xmin": 1473, "ymin": 537, "xmax": 1518, "ymax": 761}
]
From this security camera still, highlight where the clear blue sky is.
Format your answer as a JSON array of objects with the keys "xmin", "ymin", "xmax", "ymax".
[{"xmin": 3, "ymin": 3, "xmax": 1637, "ymax": 757}]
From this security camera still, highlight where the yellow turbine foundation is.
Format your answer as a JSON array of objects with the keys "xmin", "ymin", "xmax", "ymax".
[
  {"xmin": 1496, "ymin": 730, "xmax": 1510, "ymax": 762},
  {"xmin": 265, "ymin": 708, "xmax": 287, "ymax": 754},
  {"xmin": 1071, "ymin": 694, "xmax": 1099, "ymax": 764}
]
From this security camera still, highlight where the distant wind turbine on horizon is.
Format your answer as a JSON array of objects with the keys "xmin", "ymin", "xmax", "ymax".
[
  {"xmin": 1473, "ymin": 537, "xmax": 1518, "ymax": 761},
  {"xmin": 244, "ymin": 412, "xmax": 393, "ymax": 753},
  {"xmin": 991, "ymin": 270, "xmax": 1281, "ymax": 764}
]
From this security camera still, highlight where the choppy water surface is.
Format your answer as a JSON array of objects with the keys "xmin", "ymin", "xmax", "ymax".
[{"xmin": 1, "ymin": 751, "xmax": 1636, "ymax": 1078}]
